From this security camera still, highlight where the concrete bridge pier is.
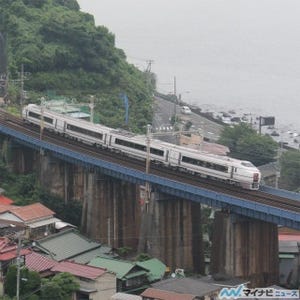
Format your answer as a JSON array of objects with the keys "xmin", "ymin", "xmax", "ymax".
[
  {"xmin": 81, "ymin": 172, "xmax": 141, "ymax": 250},
  {"xmin": 210, "ymin": 211, "xmax": 279, "ymax": 287},
  {"xmin": 1, "ymin": 138, "xmax": 36, "ymax": 174},
  {"xmin": 139, "ymin": 190, "xmax": 205, "ymax": 274}
]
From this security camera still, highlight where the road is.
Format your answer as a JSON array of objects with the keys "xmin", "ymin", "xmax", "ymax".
[{"xmin": 153, "ymin": 96, "xmax": 223, "ymax": 142}]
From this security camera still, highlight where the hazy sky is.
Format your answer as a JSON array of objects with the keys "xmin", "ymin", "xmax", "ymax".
[{"xmin": 76, "ymin": 0, "xmax": 300, "ymax": 131}]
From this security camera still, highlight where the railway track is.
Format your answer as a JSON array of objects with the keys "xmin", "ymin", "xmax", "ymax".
[{"xmin": 1, "ymin": 110, "xmax": 300, "ymax": 213}]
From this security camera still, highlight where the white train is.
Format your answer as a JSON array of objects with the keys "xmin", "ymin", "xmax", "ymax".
[{"xmin": 22, "ymin": 104, "xmax": 261, "ymax": 190}]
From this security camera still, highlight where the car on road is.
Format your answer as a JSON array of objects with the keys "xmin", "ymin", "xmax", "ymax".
[{"xmin": 180, "ymin": 106, "xmax": 192, "ymax": 114}]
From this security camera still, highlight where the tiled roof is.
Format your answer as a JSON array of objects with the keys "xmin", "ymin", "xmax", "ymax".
[
  {"xmin": 141, "ymin": 288, "xmax": 195, "ymax": 300},
  {"xmin": 51, "ymin": 260, "xmax": 106, "ymax": 280},
  {"xmin": 0, "ymin": 248, "xmax": 31, "ymax": 261},
  {"xmin": 25, "ymin": 251, "xmax": 58, "ymax": 273},
  {"xmin": 35, "ymin": 229, "xmax": 102, "ymax": 261},
  {"xmin": 10, "ymin": 203, "xmax": 54, "ymax": 222},
  {"xmin": 0, "ymin": 237, "xmax": 30, "ymax": 261},
  {"xmin": 0, "ymin": 195, "xmax": 14, "ymax": 205},
  {"xmin": 0, "ymin": 204, "xmax": 16, "ymax": 213}
]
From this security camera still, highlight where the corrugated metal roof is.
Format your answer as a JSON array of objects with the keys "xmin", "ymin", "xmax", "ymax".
[
  {"xmin": 279, "ymin": 240, "xmax": 300, "ymax": 253},
  {"xmin": 35, "ymin": 229, "xmax": 101, "ymax": 261},
  {"xmin": 71, "ymin": 246, "xmax": 115, "ymax": 264},
  {"xmin": 111, "ymin": 292, "xmax": 142, "ymax": 300},
  {"xmin": 89, "ymin": 257, "xmax": 147, "ymax": 279},
  {"xmin": 151, "ymin": 277, "xmax": 220, "ymax": 297},
  {"xmin": 29, "ymin": 217, "xmax": 61, "ymax": 228},
  {"xmin": 136, "ymin": 258, "xmax": 166, "ymax": 282},
  {"xmin": 279, "ymin": 234, "xmax": 300, "ymax": 242},
  {"xmin": 51, "ymin": 260, "xmax": 106, "ymax": 280}
]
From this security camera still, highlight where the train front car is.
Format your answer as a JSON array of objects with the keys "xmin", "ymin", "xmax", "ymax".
[{"xmin": 233, "ymin": 160, "xmax": 261, "ymax": 190}]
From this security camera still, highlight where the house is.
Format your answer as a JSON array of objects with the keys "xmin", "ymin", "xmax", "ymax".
[
  {"xmin": 278, "ymin": 227, "xmax": 300, "ymax": 288},
  {"xmin": 31, "ymin": 228, "xmax": 114, "ymax": 263},
  {"xmin": 89, "ymin": 257, "xmax": 150, "ymax": 294},
  {"xmin": 135, "ymin": 258, "xmax": 167, "ymax": 282},
  {"xmin": 0, "ymin": 190, "xmax": 13, "ymax": 205},
  {"xmin": 51, "ymin": 260, "xmax": 116, "ymax": 300},
  {"xmin": 141, "ymin": 288, "xmax": 198, "ymax": 300},
  {"xmin": 143, "ymin": 276, "xmax": 249, "ymax": 300},
  {"xmin": 0, "ymin": 203, "xmax": 60, "ymax": 239},
  {"xmin": 258, "ymin": 162, "xmax": 279, "ymax": 187},
  {"xmin": 0, "ymin": 237, "xmax": 31, "ymax": 296},
  {"xmin": 25, "ymin": 251, "xmax": 58, "ymax": 277},
  {"xmin": 25, "ymin": 252, "xmax": 117, "ymax": 300},
  {"xmin": 145, "ymin": 277, "xmax": 221, "ymax": 299},
  {"xmin": 111, "ymin": 293, "xmax": 142, "ymax": 300}
]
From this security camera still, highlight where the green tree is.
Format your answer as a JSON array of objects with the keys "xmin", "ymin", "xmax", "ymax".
[
  {"xmin": 279, "ymin": 150, "xmax": 300, "ymax": 191},
  {"xmin": 4, "ymin": 265, "xmax": 41, "ymax": 299},
  {"xmin": 0, "ymin": 0, "xmax": 154, "ymax": 133},
  {"xmin": 40, "ymin": 272, "xmax": 80, "ymax": 300},
  {"xmin": 218, "ymin": 123, "xmax": 278, "ymax": 166}
]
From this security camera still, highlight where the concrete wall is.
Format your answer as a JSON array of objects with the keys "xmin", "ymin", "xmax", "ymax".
[{"xmin": 79, "ymin": 272, "xmax": 116, "ymax": 300}]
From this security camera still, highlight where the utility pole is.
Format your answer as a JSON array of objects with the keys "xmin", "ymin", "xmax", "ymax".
[
  {"xmin": 40, "ymin": 98, "xmax": 45, "ymax": 140},
  {"xmin": 146, "ymin": 59, "xmax": 154, "ymax": 73},
  {"xmin": 145, "ymin": 124, "xmax": 152, "ymax": 210},
  {"xmin": 16, "ymin": 232, "xmax": 22, "ymax": 300},
  {"xmin": 20, "ymin": 64, "xmax": 24, "ymax": 115},
  {"xmin": 89, "ymin": 95, "xmax": 95, "ymax": 123},
  {"xmin": 173, "ymin": 76, "xmax": 177, "ymax": 133},
  {"xmin": 138, "ymin": 124, "xmax": 152, "ymax": 253}
]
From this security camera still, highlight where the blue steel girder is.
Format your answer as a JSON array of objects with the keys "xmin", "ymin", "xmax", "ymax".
[
  {"xmin": 1, "ymin": 124, "xmax": 300, "ymax": 230},
  {"xmin": 260, "ymin": 185, "xmax": 300, "ymax": 201}
]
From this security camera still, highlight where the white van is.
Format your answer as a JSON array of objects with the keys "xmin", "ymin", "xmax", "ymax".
[{"xmin": 180, "ymin": 106, "xmax": 192, "ymax": 114}]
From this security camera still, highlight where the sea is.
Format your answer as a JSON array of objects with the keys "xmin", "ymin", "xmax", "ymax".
[{"xmin": 77, "ymin": 0, "xmax": 300, "ymax": 137}]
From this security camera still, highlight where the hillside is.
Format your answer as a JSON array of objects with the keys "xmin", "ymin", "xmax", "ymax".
[{"xmin": 0, "ymin": 0, "xmax": 155, "ymax": 132}]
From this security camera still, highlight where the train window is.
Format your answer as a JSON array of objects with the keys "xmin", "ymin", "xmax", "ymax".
[
  {"xmin": 241, "ymin": 162, "xmax": 254, "ymax": 167},
  {"xmin": 182, "ymin": 156, "xmax": 228, "ymax": 172},
  {"xmin": 115, "ymin": 138, "xmax": 146, "ymax": 151},
  {"xmin": 29, "ymin": 111, "xmax": 40, "ymax": 120},
  {"xmin": 66, "ymin": 124, "xmax": 103, "ymax": 140},
  {"xmin": 28, "ymin": 111, "xmax": 53, "ymax": 124},
  {"xmin": 150, "ymin": 147, "xmax": 164, "ymax": 156},
  {"xmin": 44, "ymin": 116, "xmax": 53, "ymax": 124},
  {"xmin": 115, "ymin": 138, "xmax": 164, "ymax": 156}
]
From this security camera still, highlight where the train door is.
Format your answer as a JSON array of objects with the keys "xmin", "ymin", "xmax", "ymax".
[
  {"xmin": 165, "ymin": 150, "xmax": 169, "ymax": 162},
  {"xmin": 230, "ymin": 166, "xmax": 235, "ymax": 179},
  {"xmin": 56, "ymin": 118, "xmax": 65, "ymax": 133},
  {"xmin": 168, "ymin": 149, "xmax": 180, "ymax": 166}
]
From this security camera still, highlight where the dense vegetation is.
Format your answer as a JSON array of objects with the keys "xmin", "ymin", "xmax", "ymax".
[
  {"xmin": 218, "ymin": 123, "xmax": 278, "ymax": 166},
  {"xmin": 0, "ymin": 0, "xmax": 155, "ymax": 132},
  {"xmin": 280, "ymin": 150, "xmax": 300, "ymax": 191},
  {"xmin": 0, "ymin": 161, "xmax": 82, "ymax": 227},
  {"xmin": 4, "ymin": 265, "xmax": 79, "ymax": 300}
]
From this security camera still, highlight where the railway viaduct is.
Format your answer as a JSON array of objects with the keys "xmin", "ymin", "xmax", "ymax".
[{"xmin": 0, "ymin": 123, "xmax": 299, "ymax": 287}]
